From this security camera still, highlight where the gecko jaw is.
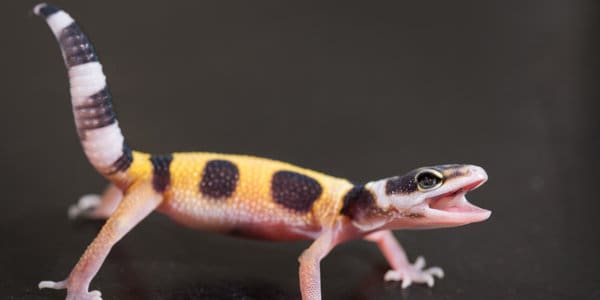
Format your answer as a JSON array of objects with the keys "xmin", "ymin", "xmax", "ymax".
[{"xmin": 423, "ymin": 179, "xmax": 490, "ymax": 223}]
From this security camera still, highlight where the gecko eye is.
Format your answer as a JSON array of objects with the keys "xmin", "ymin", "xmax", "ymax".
[{"xmin": 416, "ymin": 169, "xmax": 444, "ymax": 191}]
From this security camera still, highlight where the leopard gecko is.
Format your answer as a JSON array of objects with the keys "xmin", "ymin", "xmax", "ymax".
[{"xmin": 33, "ymin": 3, "xmax": 491, "ymax": 300}]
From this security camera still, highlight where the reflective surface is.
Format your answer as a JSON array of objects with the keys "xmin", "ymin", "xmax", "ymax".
[{"xmin": 2, "ymin": 0, "xmax": 598, "ymax": 299}]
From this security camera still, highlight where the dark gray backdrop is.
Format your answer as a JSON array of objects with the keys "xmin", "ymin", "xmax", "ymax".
[{"xmin": 1, "ymin": 1, "xmax": 598, "ymax": 299}]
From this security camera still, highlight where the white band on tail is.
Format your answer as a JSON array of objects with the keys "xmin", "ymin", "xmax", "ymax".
[
  {"xmin": 81, "ymin": 123, "xmax": 125, "ymax": 169},
  {"xmin": 69, "ymin": 62, "xmax": 107, "ymax": 102},
  {"xmin": 45, "ymin": 11, "xmax": 74, "ymax": 37}
]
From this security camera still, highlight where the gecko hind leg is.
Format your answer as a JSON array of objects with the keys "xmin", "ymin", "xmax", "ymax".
[
  {"xmin": 364, "ymin": 230, "xmax": 444, "ymax": 288},
  {"xmin": 40, "ymin": 181, "xmax": 162, "ymax": 300},
  {"xmin": 68, "ymin": 184, "xmax": 123, "ymax": 220}
]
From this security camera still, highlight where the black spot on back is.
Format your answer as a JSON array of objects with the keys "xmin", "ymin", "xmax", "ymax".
[
  {"xmin": 150, "ymin": 154, "xmax": 173, "ymax": 192},
  {"xmin": 59, "ymin": 23, "xmax": 99, "ymax": 67},
  {"xmin": 108, "ymin": 143, "xmax": 133, "ymax": 174},
  {"xmin": 271, "ymin": 171, "xmax": 322, "ymax": 213},
  {"xmin": 385, "ymin": 171, "xmax": 418, "ymax": 195},
  {"xmin": 200, "ymin": 160, "xmax": 239, "ymax": 199},
  {"xmin": 340, "ymin": 185, "xmax": 376, "ymax": 220}
]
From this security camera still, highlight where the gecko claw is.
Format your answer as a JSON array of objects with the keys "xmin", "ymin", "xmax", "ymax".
[{"xmin": 383, "ymin": 256, "xmax": 444, "ymax": 288}]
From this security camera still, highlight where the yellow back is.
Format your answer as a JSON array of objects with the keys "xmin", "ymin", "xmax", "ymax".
[{"xmin": 120, "ymin": 151, "xmax": 353, "ymax": 234}]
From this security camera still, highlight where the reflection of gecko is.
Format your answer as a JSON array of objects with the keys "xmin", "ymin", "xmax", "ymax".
[{"xmin": 33, "ymin": 4, "xmax": 491, "ymax": 300}]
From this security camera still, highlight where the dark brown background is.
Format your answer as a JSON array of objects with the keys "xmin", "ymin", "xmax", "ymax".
[{"xmin": 1, "ymin": 1, "xmax": 598, "ymax": 299}]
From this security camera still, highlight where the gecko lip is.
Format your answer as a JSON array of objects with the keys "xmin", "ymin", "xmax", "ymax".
[{"xmin": 424, "ymin": 179, "xmax": 490, "ymax": 220}]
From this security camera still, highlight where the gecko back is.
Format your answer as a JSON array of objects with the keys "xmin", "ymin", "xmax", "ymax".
[{"xmin": 152, "ymin": 152, "xmax": 353, "ymax": 239}]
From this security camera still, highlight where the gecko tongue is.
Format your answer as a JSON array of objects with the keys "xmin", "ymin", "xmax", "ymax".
[{"xmin": 429, "ymin": 193, "xmax": 489, "ymax": 214}]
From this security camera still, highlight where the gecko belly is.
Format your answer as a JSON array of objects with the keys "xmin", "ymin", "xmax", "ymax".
[{"xmin": 157, "ymin": 195, "xmax": 323, "ymax": 240}]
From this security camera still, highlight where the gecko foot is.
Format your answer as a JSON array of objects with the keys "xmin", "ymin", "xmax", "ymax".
[
  {"xmin": 68, "ymin": 194, "xmax": 101, "ymax": 219},
  {"xmin": 39, "ymin": 280, "xmax": 102, "ymax": 300},
  {"xmin": 383, "ymin": 256, "xmax": 444, "ymax": 288}
]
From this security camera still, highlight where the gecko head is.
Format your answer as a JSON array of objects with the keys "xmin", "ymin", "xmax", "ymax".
[{"xmin": 345, "ymin": 164, "xmax": 491, "ymax": 232}]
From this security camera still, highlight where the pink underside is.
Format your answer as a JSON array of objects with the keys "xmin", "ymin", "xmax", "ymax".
[
  {"xmin": 227, "ymin": 223, "xmax": 322, "ymax": 240},
  {"xmin": 157, "ymin": 203, "xmax": 322, "ymax": 241}
]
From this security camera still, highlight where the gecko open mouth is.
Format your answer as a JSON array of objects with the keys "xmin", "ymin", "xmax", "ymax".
[{"xmin": 426, "ymin": 179, "xmax": 490, "ymax": 217}]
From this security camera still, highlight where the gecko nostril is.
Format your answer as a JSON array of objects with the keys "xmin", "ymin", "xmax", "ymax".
[{"xmin": 468, "ymin": 166, "xmax": 488, "ymax": 181}]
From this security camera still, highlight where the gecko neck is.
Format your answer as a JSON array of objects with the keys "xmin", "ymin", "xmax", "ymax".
[{"xmin": 339, "ymin": 184, "xmax": 395, "ymax": 232}]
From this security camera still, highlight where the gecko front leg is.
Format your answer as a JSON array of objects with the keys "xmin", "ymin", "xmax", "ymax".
[
  {"xmin": 298, "ymin": 229, "xmax": 341, "ymax": 300},
  {"xmin": 40, "ymin": 181, "xmax": 162, "ymax": 299},
  {"xmin": 364, "ymin": 230, "xmax": 444, "ymax": 288},
  {"xmin": 69, "ymin": 184, "xmax": 123, "ymax": 220}
]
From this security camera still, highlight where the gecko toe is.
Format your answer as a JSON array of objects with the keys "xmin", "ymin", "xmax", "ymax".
[
  {"xmin": 384, "ymin": 270, "xmax": 401, "ymax": 281},
  {"xmin": 89, "ymin": 290, "xmax": 102, "ymax": 300},
  {"xmin": 68, "ymin": 194, "xmax": 101, "ymax": 219},
  {"xmin": 401, "ymin": 276, "xmax": 412, "ymax": 289},
  {"xmin": 414, "ymin": 256, "xmax": 426, "ymax": 269},
  {"xmin": 39, "ymin": 280, "xmax": 67, "ymax": 290},
  {"xmin": 424, "ymin": 274, "xmax": 434, "ymax": 287},
  {"xmin": 66, "ymin": 290, "xmax": 103, "ymax": 300},
  {"xmin": 425, "ymin": 266, "xmax": 444, "ymax": 278}
]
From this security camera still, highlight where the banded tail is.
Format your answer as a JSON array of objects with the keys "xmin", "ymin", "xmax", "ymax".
[{"xmin": 34, "ymin": 4, "xmax": 133, "ymax": 178}]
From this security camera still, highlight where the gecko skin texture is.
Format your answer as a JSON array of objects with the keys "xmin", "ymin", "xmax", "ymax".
[{"xmin": 33, "ymin": 4, "xmax": 492, "ymax": 300}]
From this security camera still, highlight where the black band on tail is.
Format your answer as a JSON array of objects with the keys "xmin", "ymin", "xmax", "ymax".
[
  {"xmin": 109, "ymin": 144, "xmax": 133, "ymax": 174},
  {"xmin": 58, "ymin": 23, "xmax": 99, "ymax": 67},
  {"xmin": 74, "ymin": 88, "xmax": 117, "ymax": 133},
  {"xmin": 34, "ymin": 4, "xmax": 59, "ymax": 18}
]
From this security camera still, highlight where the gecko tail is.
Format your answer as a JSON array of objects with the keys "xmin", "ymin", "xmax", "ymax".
[{"xmin": 34, "ymin": 3, "xmax": 133, "ymax": 178}]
